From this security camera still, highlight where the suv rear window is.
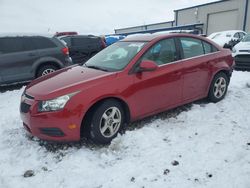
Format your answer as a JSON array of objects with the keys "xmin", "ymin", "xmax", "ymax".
[
  {"xmin": 60, "ymin": 37, "xmax": 71, "ymax": 46},
  {"xmin": 71, "ymin": 37, "xmax": 100, "ymax": 47},
  {"xmin": 0, "ymin": 37, "xmax": 24, "ymax": 54},
  {"xmin": 72, "ymin": 37, "xmax": 91, "ymax": 46},
  {"xmin": 32, "ymin": 37, "xmax": 56, "ymax": 49}
]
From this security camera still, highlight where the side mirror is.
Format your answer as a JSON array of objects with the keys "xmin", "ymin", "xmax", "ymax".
[{"xmin": 138, "ymin": 60, "xmax": 158, "ymax": 72}]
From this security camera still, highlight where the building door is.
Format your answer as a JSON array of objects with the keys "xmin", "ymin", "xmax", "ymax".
[{"xmin": 207, "ymin": 10, "xmax": 239, "ymax": 35}]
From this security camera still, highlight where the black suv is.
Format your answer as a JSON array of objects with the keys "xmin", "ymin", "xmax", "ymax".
[
  {"xmin": 59, "ymin": 35, "xmax": 106, "ymax": 64},
  {"xmin": 0, "ymin": 35, "xmax": 72, "ymax": 85}
]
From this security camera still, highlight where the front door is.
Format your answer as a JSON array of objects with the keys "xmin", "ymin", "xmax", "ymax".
[{"xmin": 131, "ymin": 38, "xmax": 183, "ymax": 118}]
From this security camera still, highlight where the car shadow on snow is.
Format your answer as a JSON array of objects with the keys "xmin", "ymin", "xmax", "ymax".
[{"xmin": 30, "ymin": 98, "xmax": 209, "ymax": 154}]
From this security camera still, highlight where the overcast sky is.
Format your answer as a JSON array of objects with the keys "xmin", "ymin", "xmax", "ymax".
[{"xmin": 0, "ymin": 0, "xmax": 218, "ymax": 35}]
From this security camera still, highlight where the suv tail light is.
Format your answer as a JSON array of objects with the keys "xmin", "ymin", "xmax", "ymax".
[{"xmin": 61, "ymin": 47, "xmax": 69, "ymax": 55}]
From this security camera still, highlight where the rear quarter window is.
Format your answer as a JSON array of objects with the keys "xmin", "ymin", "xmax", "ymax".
[
  {"xmin": 32, "ymin": 37, "xmax": 56, "ymax": 49},
  {"xmin": 202, "ymin": 41, "xmax": 218, "ymax": 54}
]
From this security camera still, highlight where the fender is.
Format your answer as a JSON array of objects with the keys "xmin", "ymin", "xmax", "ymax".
[{"xmin": 31, "ymin": 56, "xmax": 64, "ymax": 77}]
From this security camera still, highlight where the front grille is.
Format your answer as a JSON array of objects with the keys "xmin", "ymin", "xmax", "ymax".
[
  {"xmin": 20, "ymin": 102, "xmax": 31, "ymax": 113},
  {"xmin": 234, "ymin": 55, "xmax": 250, "ymax": 71},
  {"xmin": 25, "ymin": 93, "xmax": 34, "ymax": 100},
  {"xmin": 239, "ymin": 50, "xmax": 250, "ymax": 53},
  {"xmin": 40, "ymin": 128, "xmax": 65, "ymax": 137}
]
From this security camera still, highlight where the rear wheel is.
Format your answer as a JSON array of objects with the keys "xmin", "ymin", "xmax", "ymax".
[
  {"xmin": 88, "ymin": 100, "xmax": 125, "ymax": 144},
  {"xmin": 208, "ymin": 72, "xmax": 229, "ymax": 102},
  {"xmin": 37, "ymin": 65, "xmax": 58, "ymax": 78}
]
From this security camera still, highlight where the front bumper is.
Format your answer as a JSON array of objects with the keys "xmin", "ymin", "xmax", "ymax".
[{"xmin": 20, "ymin": 94, "xmax": 82, "ymax": 142}]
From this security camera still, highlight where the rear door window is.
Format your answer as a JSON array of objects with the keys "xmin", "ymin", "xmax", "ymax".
[
  {"xmin": 22, "ymin": 37, "xmax": 36, "ymax": 51},
  {"xmin": 180, "ymin": 37, "xmax": 204, "ymax": 59},
  {"xmin": 0, "ymin": 37, "xmax": 25, "ymax": 54},
  {"xmin": 72, "ymin": 37, "xmax": 90, "ymax": 46}
]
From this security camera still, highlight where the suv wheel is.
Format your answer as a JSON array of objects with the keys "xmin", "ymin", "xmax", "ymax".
[
  {"xmin": 88, "ymin": 100, "xmax": 125, "ymax": 144},
  {"xmin": 37, "ymin": 65, "xmax": 57, "ymax": 78},
  {"xmin": 208, "ymin": 72, "xmax": 229, "ymax": 102}
]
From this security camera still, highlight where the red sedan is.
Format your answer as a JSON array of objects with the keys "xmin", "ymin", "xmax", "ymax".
[{"xmin": 20, "ymin": 33, "xmax": 234, "ymax": 144}]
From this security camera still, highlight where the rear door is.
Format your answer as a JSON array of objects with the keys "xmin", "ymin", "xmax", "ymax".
[
  {"xmin": 0, "ymin": 37, "xmax": 39, "ymax": 84},
  {"xmin": 132, "ymin": 38, "xmax": 183, "ymax": 118},
  {"xmin": 178, "ymin": 37, "xmax": 217, "ymax": 101}
]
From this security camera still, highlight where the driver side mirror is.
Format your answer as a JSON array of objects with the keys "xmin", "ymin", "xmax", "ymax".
[{"xmin": 137, "ymin": 60, "xmax": 158, "ymax": 72}]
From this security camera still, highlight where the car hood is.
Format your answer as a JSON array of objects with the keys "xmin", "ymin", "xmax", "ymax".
[
  {"xmin": 234, "ymin": 42, "xmax": 250, "ymax": 50},
  {"xmin": 25, "ymin": 65, "xmax": 114, "ymax": 100},
  {"xmin": 210, "ymin": 37, "xmax": 230, "ymax": 46}
]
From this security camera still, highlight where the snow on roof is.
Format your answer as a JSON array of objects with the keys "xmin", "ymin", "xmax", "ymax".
[{"xmin": 0, "ymin": 32, "xmax": 54, "ymax": 38}]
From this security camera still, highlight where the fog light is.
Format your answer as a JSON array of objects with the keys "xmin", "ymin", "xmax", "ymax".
[{"xmin": 68, "ymin": 124, "xmax": 77, "ymax": 129}]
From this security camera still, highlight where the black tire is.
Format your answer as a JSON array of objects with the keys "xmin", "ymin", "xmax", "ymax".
[
  {"xmin": 208, "ymin": 72, "xmax": 229, "ymax": 103},
  {"xmin": 88, "ymin": 100, "xmax": 125, "ymax": 144},
  {"xmin": 36, "ymin": 65, "xmax": 58, "ymax": 78}
]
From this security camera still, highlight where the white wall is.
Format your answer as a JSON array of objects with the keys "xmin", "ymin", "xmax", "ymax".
[{"xmin": 176, "ymin": 0, "xmax": 246, "ymax": 34}]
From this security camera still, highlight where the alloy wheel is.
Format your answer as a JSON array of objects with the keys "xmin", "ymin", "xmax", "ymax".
[
  {"xmin": 42, "ymin": 68, "xmax": 55, "ymax": 76},
  {"xmin": 99, "ymin": 107, "xmax": 121, "ymax": 138},
  {"xmin": 213, "ymin": 77, "xmax": 227, "ymax": 99}
]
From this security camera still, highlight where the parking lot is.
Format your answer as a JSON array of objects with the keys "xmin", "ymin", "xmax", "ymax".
[{"xmin": 0, "ymin": 71, "xmax": 249, "ymax": 188}]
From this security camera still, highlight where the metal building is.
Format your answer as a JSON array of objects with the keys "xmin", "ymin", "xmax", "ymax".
[{"xmin": 114, "ymin": 0, "xmax": 250, "ymax": 36}]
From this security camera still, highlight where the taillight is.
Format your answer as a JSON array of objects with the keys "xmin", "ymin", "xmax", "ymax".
[{"xmin": 61, "ymin": 47, "xmax": 69, "ymax": 55}]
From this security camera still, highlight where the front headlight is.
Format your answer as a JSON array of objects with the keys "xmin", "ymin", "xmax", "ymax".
[
  {"xmin": 38, "ymin": 92, "xmax": 78, "ymax": 112},
  {"xmin": 232, "ymin": 47, "xmax": 236, "ymax": 53}
]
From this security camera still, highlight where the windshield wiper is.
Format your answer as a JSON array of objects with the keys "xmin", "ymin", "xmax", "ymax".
[{"xmin": 84, "ymin": 64, "xmax": 109, "ymax": 72}]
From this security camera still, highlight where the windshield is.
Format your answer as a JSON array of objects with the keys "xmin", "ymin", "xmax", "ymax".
[
  {"xmin": 242, "ymin": 34, "xmax": 250, "ymax": 42},
  {"xmin": 84, "ymin": 41, "xmax": 146, "ymax": 71}
]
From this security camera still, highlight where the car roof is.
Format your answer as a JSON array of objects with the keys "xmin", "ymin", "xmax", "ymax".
[
  {"xmin": 0, "ymin": 32, "xmax": 53, "ymax": 38},
  {"xmin": 122, "ymin": 33, "xmax": 204, "ymax": 42},
  {"xmin": 59, "ymin": 35, "xmax": 100, "ymax": 39}
]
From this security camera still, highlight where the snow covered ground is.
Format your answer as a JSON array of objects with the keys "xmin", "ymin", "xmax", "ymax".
[{"xmin": 0, "ymin": 71, "xmax": 250, "ymax": 188}]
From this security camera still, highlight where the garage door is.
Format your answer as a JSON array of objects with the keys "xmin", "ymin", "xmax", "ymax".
[{"xmin": 207, "ymin": 10, "xmax": 239, "ymax": 35}]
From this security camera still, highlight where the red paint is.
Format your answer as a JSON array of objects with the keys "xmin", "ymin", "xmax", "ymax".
[{"xmin": 20, "ymin": 34, "xmax": 234, "ymax": 142}]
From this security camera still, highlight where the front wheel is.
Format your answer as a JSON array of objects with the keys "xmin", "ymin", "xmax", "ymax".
[
  {"xmin": 208, "ymin": 72, "xmax": 229, "ymax": 103},
  {"xmin": 89, "ymin": 100, "xmax": 125, "ymax": 144}
]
